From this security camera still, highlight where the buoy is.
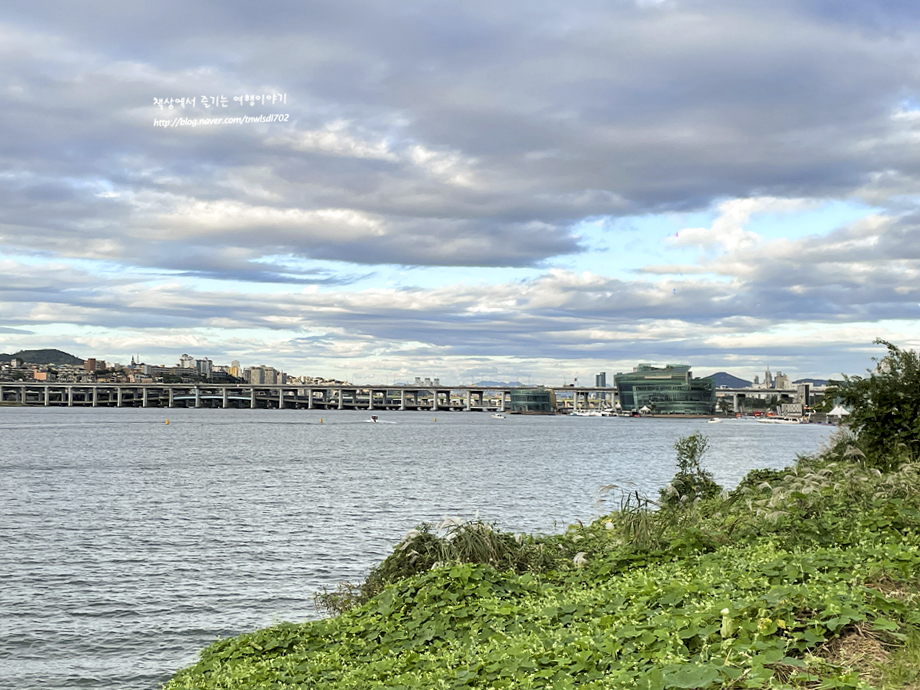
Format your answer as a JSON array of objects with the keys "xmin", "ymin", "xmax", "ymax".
[
  {"xmin": 434, "ymin": 417, "xmax": 437, "ymax": 422},
  {"xmin": 320, "ymin": 418, "xmax": 323, "ymax": 424},
  {"xmin": 165, "ymin": 419, "xmax": 169, "ymax": 425}
]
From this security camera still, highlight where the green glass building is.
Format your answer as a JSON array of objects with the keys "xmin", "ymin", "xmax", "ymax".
[
  {"xmin": 614, "ymin": 364, "xmax": 715, "ymax": 415},
  {"xmin": 509, "ymin": 388, "xmax": 556, "ymax": 414}
]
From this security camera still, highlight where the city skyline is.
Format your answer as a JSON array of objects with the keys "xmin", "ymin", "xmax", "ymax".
[
  {"xmin": 0, "ymin": 346, "xmax": 828, "ymax": 388},
  {"xmin": 2, "ymin": 2, "xmax": 919, "ymax": 383}
]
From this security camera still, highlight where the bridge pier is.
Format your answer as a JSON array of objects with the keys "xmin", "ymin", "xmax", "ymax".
[
  {"xmin": 117, "ymin": 387, "xmax": 123, "ymax": 408},
  {"xmin": 732, "ymin": 392, "xmax": 747, "ymax": 413},
  {"xmin": 307, "ymin": 388, "xmax": 313, "ymax": 409},
  {"xmin": 142, "ymin": 387, "xmax": 149, "ymax": 407},
  {"xmin": 337, "ymin": 388, "xmax": 344, "ymax": 410},
  {"xmin": 44, "ymin": 386, "xmax": 50, "ymax": 406},
  {"xmin": 222, "ymin": 388, "xmax": 228, "ymax": 408},
  {"xmin": 67, "ymin": 386, "xmax": 73, "ymax": 407},
  {"xmin": 400, "ymin": 390, "xmax": 406, "ymax": 410},
  {"xmin": 168, "ymin": 387, "xmax": 175, "ymax": 408},
  {"xmin": 250, "ymin": 388, "xmax": 256, "ymax": 409}
]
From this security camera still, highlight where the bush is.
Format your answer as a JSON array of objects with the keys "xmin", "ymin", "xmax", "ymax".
[
  {"xmin": 659, "ymin": 432, "xmax": 722, "ymax": 508},
  {"xmin": 314, "ymin": 518, "xmax": 562, "ymax": 616},
  {"xmin": 831, "ymin": 339, "xmax": 920, "ymax": 470}
]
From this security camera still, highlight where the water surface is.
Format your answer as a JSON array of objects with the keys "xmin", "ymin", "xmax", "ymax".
[{"xmin": 0, "ymin": 408, "xmax": 835, "ymax": 689}]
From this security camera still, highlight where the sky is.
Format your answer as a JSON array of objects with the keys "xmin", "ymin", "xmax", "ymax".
[{"xmin": 1, "ymin": 0, "xmax": 919, "ymax": 385}]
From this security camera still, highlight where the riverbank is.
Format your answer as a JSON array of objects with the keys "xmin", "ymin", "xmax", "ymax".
[{"xmin": 164, "ymin": 437, "xmax": 920, "ymax": 689}]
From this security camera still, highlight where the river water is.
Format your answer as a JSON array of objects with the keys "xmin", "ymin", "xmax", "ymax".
[{"xmin": 0, "ymin": 407, "xmax": 836, "ymax": 689}]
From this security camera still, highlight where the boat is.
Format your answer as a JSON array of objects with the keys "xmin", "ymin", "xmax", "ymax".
[
  {"xmin": 491, "ymin": 413, "xmax": 506, "ymax": 419},
  {"xmin": 707, "ymin": 418, "xmax": 721, "ymax": 423},
  {"xmin": 572, "ymin": 409, "xmax": 616, "ymax": 417},
  {"xmin": 756, "ymin": 416, "xmax": 804, "ymax": 424}
]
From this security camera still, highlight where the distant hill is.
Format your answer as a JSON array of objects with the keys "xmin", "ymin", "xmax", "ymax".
[
  {"xmin": 702, "ymin": 372, "xmax": 753, "ymax": 388},
  {"xmin": 1, "ymin": 349, "xmax": 84, "ymax": 365},
  {"xmin": 793, "ymin": 378, "xmax": 828, "ymax": 386},
  {"xmin": 473, "ymin": 380, "xmax": 525, "ymax": 387}
]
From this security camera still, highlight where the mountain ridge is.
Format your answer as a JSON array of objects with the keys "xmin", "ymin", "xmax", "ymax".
[
  {"xmin": 0, "ymin": 349, "xmax": 84, "ymax": 365},
  {"xmin": 701, "ymin": 371, "xmax": 753, "ymax": 388}
]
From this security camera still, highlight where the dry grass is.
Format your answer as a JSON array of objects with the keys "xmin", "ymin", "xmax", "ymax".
[
  {"xmin": 865, "ymin": 575, "xmax": 916, "ymax": 601},
  {"xmin": 811, "ymin": 622, "xmax": 920, "ymax": 690},
  {"xmin": 817, "ymin": 624, "xmax": 890, "ymax": 688}
]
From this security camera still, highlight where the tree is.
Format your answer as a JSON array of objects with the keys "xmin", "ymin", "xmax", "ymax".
[{"xmin": 832, "ymin": 339, "xmax": 920, "ymax": 470}]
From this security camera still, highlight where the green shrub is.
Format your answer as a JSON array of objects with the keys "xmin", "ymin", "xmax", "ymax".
[
  {"xmin": 831, "ymin": 339, "xmax": 920, "ymax": 470},
  {"xmin": 314, "ymin": 518, "xmax": 563, "ymax": 616},
  {"xmin": 659, "ymin": 432, "xmax": 722, "ymax": 509}
]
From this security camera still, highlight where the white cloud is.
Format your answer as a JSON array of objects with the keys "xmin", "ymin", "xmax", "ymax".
[
  {"xmin": 670, "ymin": 197, "xmax": 818, "ymax": 252},
  {"xmin": 151, "ymin": 197, "xmax": 386, "ymax": 241},
  {"xmin": 266, "ymin": 120, "xmax": 398, "ymax": 161}
]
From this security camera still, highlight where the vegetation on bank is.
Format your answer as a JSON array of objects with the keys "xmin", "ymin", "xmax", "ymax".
[
  {"xmin": 827, "ymin": 339, "xmax": 920, "ymax": 471},
  {"xmin": 165, "ymin": 345, "xmax": 920, "ymax": 690}
]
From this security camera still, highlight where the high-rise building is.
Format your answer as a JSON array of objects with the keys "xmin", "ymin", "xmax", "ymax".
[
  {"xmin": 179, "ymin": 354, "xmax": 196, "ymax": 369},
  {"xmin": 196, "ymin": 358, "xmax": 213, "ymax": 379},
  {"xmin": 246, "ymin": 365, "xmax": 279, "ymax": 385},
  {"xmin": 595, "ymin": 372, "xmax": 607, "ymax": 388}
]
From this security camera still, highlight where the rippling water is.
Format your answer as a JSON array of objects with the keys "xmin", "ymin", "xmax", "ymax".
[{"xmin": 0, "ymin": 407, "xmax": 835, "ymax": 689}]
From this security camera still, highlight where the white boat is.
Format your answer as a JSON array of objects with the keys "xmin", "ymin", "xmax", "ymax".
[
  {"xmin": 756, "ymin": 416, "xmax": 804, "ymax": 424},
  {"xmin": 491, "ymin": 413, "xmax": 506, "ymax": 419},
  {"xmin": 707, "ymin": 418, "xmax": 721, "ymax": 423}
]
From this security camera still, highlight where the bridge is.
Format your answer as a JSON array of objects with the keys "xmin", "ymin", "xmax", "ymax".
[
  {"xmin": 0, "ymin": 382, "xmax": 615, "ymax": 412},
  {"xmin": 714, "ymin": 387, "xmax": 802, "ymax": 413},
  {"xmin": 0, "ymin": 382, "xmax": 805, "ymax": 413}
]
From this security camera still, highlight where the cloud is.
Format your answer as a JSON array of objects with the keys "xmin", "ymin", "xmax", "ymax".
[
  {"xmin": 266, "ymin": 121, "xmax": 398, "ymax": 161},
  {"xmin": 669, "ymin": 197, "xmax": 819, "ymax": 251}
]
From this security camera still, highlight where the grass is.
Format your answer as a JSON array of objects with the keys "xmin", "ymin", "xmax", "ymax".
[{"xmin": 164, "ymin": 430, "xmax": 920, "ymax": 689}]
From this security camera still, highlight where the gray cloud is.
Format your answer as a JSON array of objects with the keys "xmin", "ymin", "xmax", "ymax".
[{"xmin": 3, "ymin": 0, "xmax": 920, "ymax": 276}]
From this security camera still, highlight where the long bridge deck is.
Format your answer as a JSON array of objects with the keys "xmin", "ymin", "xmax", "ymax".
[
  {"xmin": 0, "ymin": 382, "xmax": 798, "ymax": 412},
  {"xmin": 0, "ymin": 383, "xmax": 615, "ymax": 412}
]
